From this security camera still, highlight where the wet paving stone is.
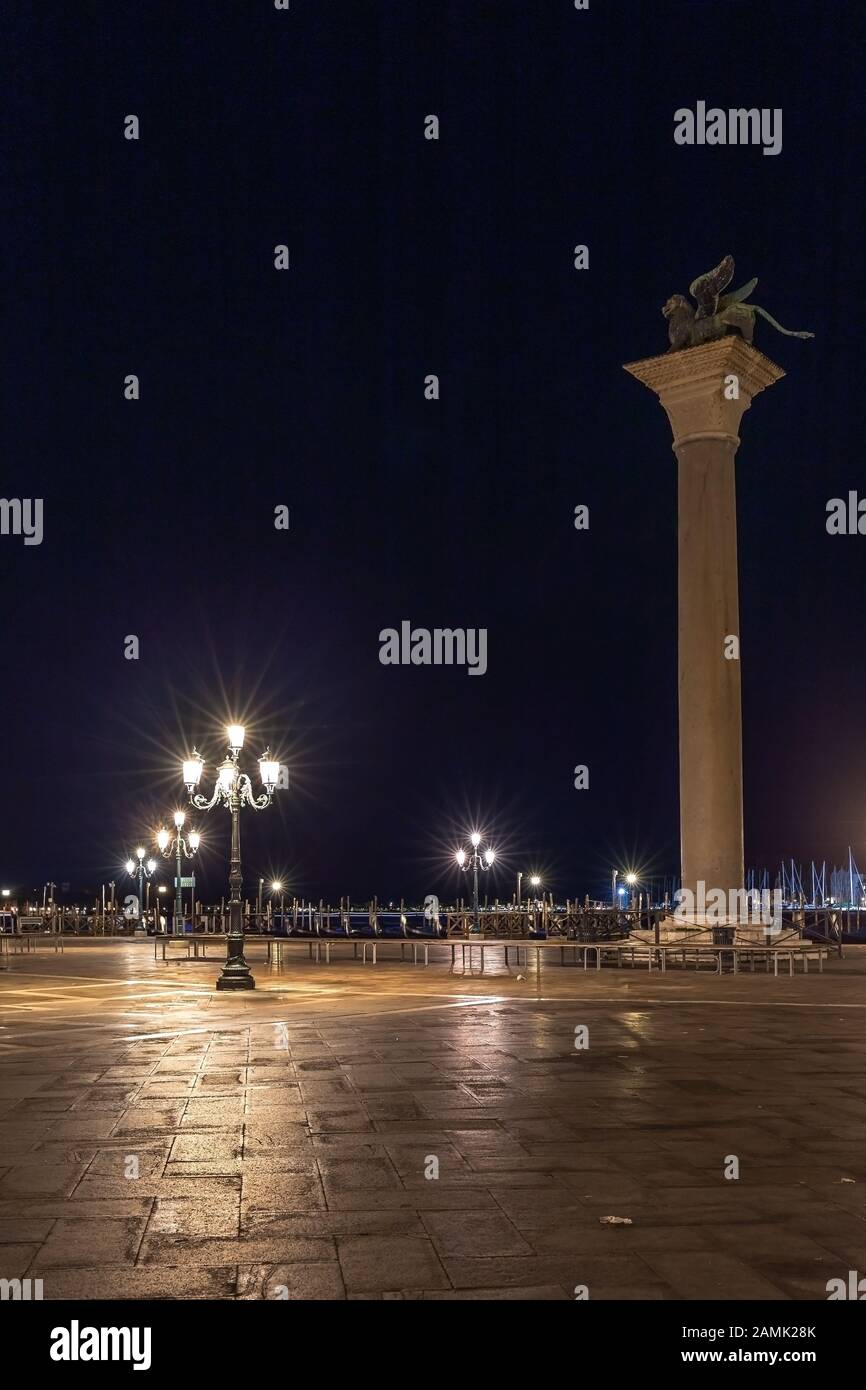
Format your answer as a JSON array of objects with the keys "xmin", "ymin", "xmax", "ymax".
[{"xmin": 1, "ymin": 938, "xmax": 866, "ymax": 1298}]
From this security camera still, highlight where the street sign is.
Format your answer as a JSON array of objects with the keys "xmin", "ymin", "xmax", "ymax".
[{"xmin": 175, "ymin": 877, "xmax": 196, "ymax": 889}]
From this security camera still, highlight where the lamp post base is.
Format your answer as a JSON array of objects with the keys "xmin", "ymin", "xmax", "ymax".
[{"xmin": 216, "ymin": 965, "xmax": 255, "ymax": 991}]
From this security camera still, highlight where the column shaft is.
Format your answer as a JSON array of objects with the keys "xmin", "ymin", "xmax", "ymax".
[{"xmin": 677, "ymin": 435, "xmax": 743, "ymax": 898}]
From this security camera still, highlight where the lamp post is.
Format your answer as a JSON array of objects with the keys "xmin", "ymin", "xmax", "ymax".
[
  {"xmin": 271, "ymin": 880, "xmax": 285, "ymax": 932},
  {"xmin": 124, "ymin": 848, "xmax": 157, "ymax": 927},
  {"xmin": 156, "ymin": 812, "xmax": 200, "ymax": 935},
  {"xmin": 183, "ymin": 724, "xmax": 279, "ymax": 990},
  {"xmin": 612, "ymin": 870, "xmax": 638, "ymax": 914},
  {"xmin": 456, "ymin": 832, "xmax": 495, "ymax": 933},
  {"xmin": 518, "ymin": 872, "xmax": 542, "ymax": 908},
  {"xmin": 625, "ymin": 871, "xmax": 638, "ymax": 910}
]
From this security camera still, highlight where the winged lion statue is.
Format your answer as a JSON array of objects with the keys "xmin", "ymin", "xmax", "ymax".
[{"xmin": 662, "ymin": 255, "xmax": 814, "ymax": 352}]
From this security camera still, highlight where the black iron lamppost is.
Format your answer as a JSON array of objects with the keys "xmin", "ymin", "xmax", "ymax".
[
  {"xmin": 156, "ymin": 812, "xmax": 200, "ymax": 934},
  {"xmin": 456, "ymin": 832, "xmax": 496, "ymax": 933},
  {"xmin": 182, "ymin": 724, "xmax": 279, "ymax": 990},
  {"xmin": 124, "ymin": 848, "xmax": 157, "ymax": 928}
]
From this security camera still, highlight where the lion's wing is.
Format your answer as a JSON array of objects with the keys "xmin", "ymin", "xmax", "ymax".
[{"xmin": 689, "ymin": 255, "xmax": 735, "ymax": 318}]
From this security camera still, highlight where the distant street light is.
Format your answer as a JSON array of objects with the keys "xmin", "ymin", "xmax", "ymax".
[
  {"xmin": 155, "ymin": 811, "xmax": 200, "ymax": 935},
  {"xmin": 183, "ymin": 723, "xmax": 279, "ymax": 991},
  {"xmin": 124, "ymin": 848, "xmax": 157, "ymax": 926},
  {"xmin": 271, "ymin": 879, "xmax": 285, "ymax": 928},
  {"xmin": 518, "ymin": 872, "xmax": 543, "ymax": 909},
  {"xmin": 613, "ymin": 868, "xmax": 638, "ymax": 910},
  {"xmin": 456, "ymin": 832, "xmax": 496, "ymax": 933}
]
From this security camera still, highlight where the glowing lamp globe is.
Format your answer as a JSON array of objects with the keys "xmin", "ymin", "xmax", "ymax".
[
  {"xmin": 259, "ymin": 756, "xmax": 281, "ymax": 789},
  {"xmin": 183, "ymin": 754, "xmax": 203, "ymax": 789}
]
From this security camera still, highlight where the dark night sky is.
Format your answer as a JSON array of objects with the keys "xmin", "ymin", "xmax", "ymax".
[{"xmin": 2, "ymin": 1, "xmax": 865, "ymax": 904}]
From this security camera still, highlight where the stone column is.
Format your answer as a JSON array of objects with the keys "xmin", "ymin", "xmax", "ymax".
[{"xmin": 624, "ymin": 338, "xmax": 784, "ymax": 913}]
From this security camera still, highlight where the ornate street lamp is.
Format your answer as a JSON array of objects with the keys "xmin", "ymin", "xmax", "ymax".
[
  {"xmin": 182, "ymin": 724, "xmax": 280, "ymax": 990},
  {"xmin": 124, "ymin": 848, "xmax": 157, "ymax": 927},
  {"xmin": 156, "ymin": 812, "xmax": 200, "ymax": 935},
  {"xmin": 456, "ymin": 832, "xmax": 495, "ymax": 933}
]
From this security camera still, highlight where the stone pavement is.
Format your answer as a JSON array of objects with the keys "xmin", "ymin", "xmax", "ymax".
[{"xmin": 1, "ymin": 939, "xmax": 865, "ymax": 1300}]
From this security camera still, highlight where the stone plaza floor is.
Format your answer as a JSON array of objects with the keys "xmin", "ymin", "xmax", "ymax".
[{"xmin": 1, "ymin": 938, "xmax": 865, "ymax": 1300}]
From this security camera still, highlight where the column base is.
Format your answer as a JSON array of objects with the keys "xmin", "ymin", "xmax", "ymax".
[{"xmin": 640, "ymin": 916, "xmax": 793, "ymax": 945}]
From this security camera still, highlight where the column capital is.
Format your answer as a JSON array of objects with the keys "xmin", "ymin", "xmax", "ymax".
[{"xmin": 623, "ymin": 338, "xmax": 785, "ymax": 452}]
